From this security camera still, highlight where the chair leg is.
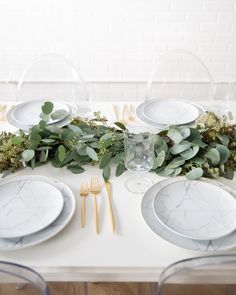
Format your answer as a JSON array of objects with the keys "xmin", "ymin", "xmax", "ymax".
[
  {"xmin": 83, "ymin": 282, "xmax": 88, "ymax": 295},
  {"xmin": 16, "ymin": 283, "xmax": 26, "ymax": 290},
  {"xmin": 65, "ymin": 282, "xmax": 77, "ymax": 295}
]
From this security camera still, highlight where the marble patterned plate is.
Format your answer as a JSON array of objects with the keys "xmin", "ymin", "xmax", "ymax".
[
  {"xmin": 153, "ymin": 180, "xmax": 236, "ymax": 240},
  {"xmin": 11, "ymin": 100, "xmax": 70, "ymax": 126},
  {"xmin": 141, "ymin": 177, "xmax": 236, "ymax": 251},
  {"xmin": 0, "ymin": 179, "xmax": 64, "ymax": 238},
  {"xmin": 0, "ymin": 175, "xmax": 75, "ymax": 251},
  {"xmin": 136, "ymin": 100, "xmax": 205, "ymax": 129},
  {"xmin": 7, "ymin": 101, "xmax": 74, "ymax": 131},
  {"xmin": 142, "ymin": 100, "xmax": 199, "ymax": 125}
]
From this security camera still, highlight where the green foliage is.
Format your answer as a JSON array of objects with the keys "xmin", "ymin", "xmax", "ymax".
[{"xmin": 0, "ymin": 104, "xmax": 235, "ymax": 181}]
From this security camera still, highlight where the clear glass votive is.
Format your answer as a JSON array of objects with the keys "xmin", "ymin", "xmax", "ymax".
[{"xmin": 124, "ymin": 126, "xmax": 155, "ymax": 194}]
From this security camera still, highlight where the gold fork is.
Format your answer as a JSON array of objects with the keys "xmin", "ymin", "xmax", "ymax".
[
  {"xmin": 80, "ymin": 182, "xmax": 89, "ymax": 228},
  {"xmin": 0, "ymin": 105, "xmax": 7, "ymax": 122},
  {"xmin": 90, "ymin": 177, "xmax": 101, "ymax": 234},
  {"xmin": 128, "ymin": 104, "xmax": 136, "ymax": 121}
]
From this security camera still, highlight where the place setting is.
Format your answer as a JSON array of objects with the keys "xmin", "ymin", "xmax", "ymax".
[
  {"xmin": 7, "ymin": 99, "xmax": 91, "ymax": 131},
  {"xmin": 0, "ymin": 174, "xmax": 76, "ymax": 251},
  {"xmin": 136, "ymin": 99, "xmax": 206, "ymax": 128}
]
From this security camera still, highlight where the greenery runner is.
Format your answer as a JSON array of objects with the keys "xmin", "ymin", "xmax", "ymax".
[{"xmin": 0, "ymin": 101, "xmax": 235, "ymax": 180}]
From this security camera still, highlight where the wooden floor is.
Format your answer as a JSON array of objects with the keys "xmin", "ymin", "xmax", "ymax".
[{"xmin": 1, "ymin": 282, "xmax": 236, "ymax": 295}]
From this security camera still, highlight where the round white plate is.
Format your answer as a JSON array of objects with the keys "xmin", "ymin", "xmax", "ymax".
[
  {"xmin": 142, "ymin": 100, "xmax": 199, "ymax": 125},
  {"xmin": 0, "ymin": 179, "xmax": 64, "ymax": 238},
  {"xmin": 153, "ymin": 180, "xmax": 236, "ymax": 240},
  {"xmin": 7, "ymin": 105, "xmax": 73, "ymax": 131},
  {"xmin": 11, "ymin": 100, "xmax": 70, "ymax": 126},
  {"xmin": 136, "ymin": 100, "xmax": 205, "ymax": 129},
  {"xmin": 141, "ymin": 177, "xmax": 236, "ymax": 251},
  {"xmin": 0, "ymin": 175, "xmax": 75, "ymax": 251}
]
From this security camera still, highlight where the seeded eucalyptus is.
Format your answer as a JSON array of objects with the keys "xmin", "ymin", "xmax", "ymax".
[{"xmin": 0, "ymin": 102, "xmax": 235, "ymax": 181}]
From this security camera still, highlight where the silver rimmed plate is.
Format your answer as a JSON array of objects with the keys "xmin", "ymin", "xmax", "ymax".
[
  {"xmin": 153, "ymin": 180, "xmax": 236, "ymax": 241},
  {"xmin": 0, "ymin": 175, "xmax": 75, "ymax": 251},
  {"xmin": 142, "ymin": 100, "xmax": 199, "ymax": 125},
  {"xmin": 136, "ymin": 100, "xmax": 205, "ymax": 128},
  {"xmin": 11, "ymin": 100, "xmax": 70, "ymax": 126},
  {"xmin": 141, "ymin": 177, "xmax": 236, "ymax": 251},
  {"xmin": 0, "ymin": 179, "xmax": 64, "ymax": 238}
]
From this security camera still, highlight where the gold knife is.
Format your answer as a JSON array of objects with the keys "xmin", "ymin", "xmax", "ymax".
[{"xmin": 104, "ymin": 180, "xmax": 115, "ymax": 233}]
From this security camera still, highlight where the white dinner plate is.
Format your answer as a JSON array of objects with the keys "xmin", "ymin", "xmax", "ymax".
[
  {"xmin": 142, "ymin": 100, "xmax": 199, "ymax": 125},
  {"xmin": 153, "ymin": 180, "xmax": 236, "ymax": 240},
  {"xmin": 136, "ymin": 100, "xmax": 205, "ymax": 129},
  {"xmin": 141, "ymin": 177, "xmax": 236, "ymax": 251},
  {"xmin": 7, "ymin": 104, "xmax": 74, "ymax": 131},
  {"xmin": 0, "ymin": 179, "xmax": 64, "ymax": 238},
  {"xmin": 0, "ymin": 175, "xmax": 75, "ymax": 251},
  {"xmin": 11, "ymin": 100, "xmax": 70, "ymax": 126}
]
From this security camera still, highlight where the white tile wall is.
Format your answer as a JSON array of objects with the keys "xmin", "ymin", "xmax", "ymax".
[{"xmin": 0, "ymin": 0, "xmax": 236, "ymax": 100}]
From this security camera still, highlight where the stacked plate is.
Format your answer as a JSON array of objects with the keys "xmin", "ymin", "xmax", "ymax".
[
  {"xmin": 7, "ymin": 100, "xmax": 75, "ymax": 130},
  {"xmin": 0, "ymin": 175, "xmax": 75, "ymax": 251},
  {"xmin": 136, "ymin": 99, "xmax": 205, "ymax": 128},
  {"xmin": 141, "ymin": 177, "xmax": 236, "ymax": 251}
]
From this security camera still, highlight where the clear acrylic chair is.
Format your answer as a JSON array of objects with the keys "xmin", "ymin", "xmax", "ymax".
[
  {"xmin": 0, "ymin": 260, "xmax": 49, "ymax": 294},
  {"xmin": 156, "ymin": 254, "xmax": 236, "ymax": 295},
  {"xmin": 146, "ymin": 49, "xmax": 214, "ymax": 103},
  {"xmin": 16, "ymin": 54, "xmax": 89, "ymax": 104}
]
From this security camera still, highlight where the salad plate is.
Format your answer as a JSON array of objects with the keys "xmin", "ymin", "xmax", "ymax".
[
  {"xmin": 141, "ymin": 177, "xmax": 236, "ymax": 251},
  {"xmin": 11, "ymin": 100, "xmax": 70, "ymax": 126},
  {"xmin": 0, "ymin": 179, "xmax": 64, "ymax": 238},
  {"xmin": 0, "ymin": 175, "xmax": 75, "ymax": 251},
  {"xmin": 153, "ymin": 180, "xmax": 236, "ymax": 240},
  {"xmin": 136, "ymin": 100, "xmax": 205, "ymax": 128},
  {"xmin": 142, "ymin": 100, "xmax": 199, "ymax": 125}
]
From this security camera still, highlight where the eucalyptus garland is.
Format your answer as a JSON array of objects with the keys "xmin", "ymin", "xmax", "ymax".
[{"xmin": 0, "ymin": 101, "xmax": 235, "ymax": 180}]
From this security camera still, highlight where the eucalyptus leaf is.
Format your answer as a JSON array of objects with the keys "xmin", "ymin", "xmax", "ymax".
[
  {"xmin": 22, "ymin": 149, "xmax": 35, "ymax": 162},
  {"xmin": 11, "ymin": 136, "xmax": 24, "ymax": 145},
  {"xmin": 113, "ymin": 152, "xmax": 124, "ymax": 164},
  {"xmin": 206, "ymin": 148, "xmax": 220, "ymax": 165},
  {"xmin": 217, "ymin": 134, "xmax": 230, "ymax": 146},
  {"xmin": 76, "ymin": 144, "xmax": 87, "ymax": 156},
  {"xmin": 167, "ymin": 128, "xmax": 183, "ymax": 144},
  {"xmin": 67, "ymin": 164, "xmax": 85, "ymax": 174},
  {"xmin": 169, "ymin": 142, "xmax": 191, "ymax": 155},
  {"xmin": 99, "ymin": 153, "xmax": 111, "ymax": 169},
  {"xmin": 103, "ymin": 165, "xmax": 111, "ymax": 180},
  {"xmin": 100, "ymin": 133, "xmax": 113, "ymax": 141},
  {"xmin": 51, "ymin": 109, "xmax": 68, "ymax": 120},
  {"xmin": 41, "ymin": 138, "xmax": 56, "ymax": 144},
  {"xmin": 157, "ymin": 167, "xmax": 175, "ymax": 176},
  {"xmin": 42, "ymin": 101, "xmax": 54, "ymax": 115},
  {"xmin": 40, "ymin": 112, "xmax": 50, "ymax": 123},
  {"xmin": 216, "ymin": 144, "xmax": 230, "ymax": 164},
  {"xmin": 180, "ymin": 146, "xmax": 199, "ymax": 160},
  {"xmin": 46, "ymin": 125, "xmax": 63, "ymax": 134},
  {"xmin": 86, "ymin": 146, "xmax": 98, "ymax": 161},
  {"xmin": 58, "ymin": 145, "xmax": 66, "ymax": 162},
  {"xmin": 171, "ymin": 167, "xmax": 182, "ymax": 177},
  {"xmin": 186, "ymin": 167, "xmax": 203, "ymax": 180},
  {"xmin": 68, "ymin": 125, "xmax": 84, "ymax": 135},
  {"xmin": 154, "ymin": 150, "xmax": 165, "ymax": 168},
  {"xmin": 116, "ymin": 163, "xmax": 126, "ymax": 176},
  {"xmin": 166, "ymin": 157, "xmax": 185, "ymax": 169},
  {"xmin": 180, "ymin": 127, "xmax": 191, "ymax": 139},
  {"xmin": 114, "ymin": 122, "xmax": 126, "ymax": 130},
  {"xmin": 28, "ymin": 132, "xmax": 41, "ymax": 149}
]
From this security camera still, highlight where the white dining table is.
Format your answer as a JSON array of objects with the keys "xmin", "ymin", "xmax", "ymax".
[{"xmin": 0, "ymin": 100, "xmax": 235, "ymax": 282}]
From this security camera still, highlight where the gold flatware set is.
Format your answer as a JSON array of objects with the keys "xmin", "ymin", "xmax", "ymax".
[{"xmin": 80, "ymin": 177, "xmax": 115, "ymax": 234}]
